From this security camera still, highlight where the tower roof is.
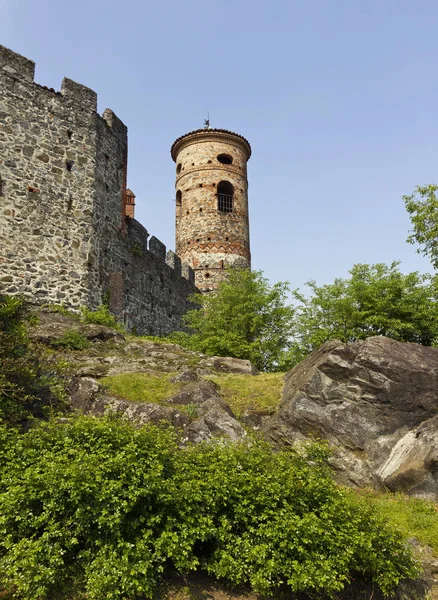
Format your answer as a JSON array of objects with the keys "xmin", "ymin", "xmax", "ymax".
[{"xmin": 171, "ymin": 128, "xmax": 251, "ymax": 162}]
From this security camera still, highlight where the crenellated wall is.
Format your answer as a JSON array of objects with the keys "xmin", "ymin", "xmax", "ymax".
[{"xmin": 0, "ymin": 45, "xmax": 196, "ymax": 335}]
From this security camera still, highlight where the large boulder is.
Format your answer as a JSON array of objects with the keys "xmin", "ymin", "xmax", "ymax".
[
  {"xmin": 263, "ymin": 337, "xmax": 438, "ymax": 498},
  {"xmin": 30, "ymin": 311, "xmax": 125, "ymax": 344},
  {"xmin": 69, "ymin": 376, "xmax": 246, "ymax": 445}
]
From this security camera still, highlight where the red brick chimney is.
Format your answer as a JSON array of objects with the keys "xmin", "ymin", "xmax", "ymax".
[{"xmin": 125, "ymin": 188, "xmax": 135, "ymax": 219}]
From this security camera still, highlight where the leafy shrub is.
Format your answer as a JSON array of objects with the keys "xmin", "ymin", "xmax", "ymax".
[
  {"xmin": 51, "ymin": 329, "xmax": 91, "ymax": 351},
  {"xmin": 41, "ymin": 304, "xmax": 80, "ymax": 319},
  {"xmin": 80, "ymin": 304, "xmax": 123, "ymax": 331},
  {"xmin": 0, "ymin": 417, "xmax": 418, "ymax": 599},
  {"xmin": 0, "ymin": 295, "xmax": 67, "ymax": 426}
]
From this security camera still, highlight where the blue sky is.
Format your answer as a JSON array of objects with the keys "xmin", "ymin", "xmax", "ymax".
[{"xmin": 2, "ymin": 0, "xmax": 437, "ymax": 291}]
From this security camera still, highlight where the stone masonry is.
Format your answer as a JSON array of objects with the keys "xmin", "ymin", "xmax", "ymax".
[
  {"xmin": 171, "ymin": 128, "xmax": 251, "ymax": 292},
  {"xmin": 0, "ymin": 45, "xmax": 196, "ymax": 335}
]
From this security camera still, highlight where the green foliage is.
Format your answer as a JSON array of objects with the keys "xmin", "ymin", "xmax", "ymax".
[
  {"xmin": 101, "ymin": 372, "xmax": 179, "ymax": 403},
  {"xmin": 287, "ymin": 261, "xmax": 438, "ymax": 366},
  {"xmin": 0, "ymin": 417, "xmax": 418, "ymax": 599},
  {"xmin": 404, "ymin": 184, "xmax": 438, "ymax": 270},
  {"xmin": 131, "ymin": 241, "xmax": 143, "ymax": 257},
  {"xmin": 359, "ymin": 489, "xmax": 438, "ymax": 554},
  {"xmin": 0, "ymin": 295, "xmax": 67, "ymax": 426},
  {"xmin": 172, "ymin": 269, "xmax": 294, "ymax": 372},
  {"xmin": 42, "ymin": 304, "xmax": 80, "ymax": 319},
  {"xmin": 51, "ymin": 329, "xmax": 91, "ymax": 351},
  {"xmin": 80, "ymin": 304, "xmax": 123, "ymax": 331}
]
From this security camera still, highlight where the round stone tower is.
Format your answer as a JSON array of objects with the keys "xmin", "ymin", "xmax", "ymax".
[{"xmin": 171, "ymin": 127, "xmax": 251, "ymax": 292}]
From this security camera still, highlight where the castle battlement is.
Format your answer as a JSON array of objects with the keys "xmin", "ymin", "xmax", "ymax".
[{"xmin": 0, "ymin": 45, "xmax": 196, "ymax": 336}]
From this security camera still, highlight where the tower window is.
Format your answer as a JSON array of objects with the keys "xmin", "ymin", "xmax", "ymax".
[
  {"xmin": 0, "ymin": 175, "xmax": 3, "ymax": 196},
  {"xmin": 176, "ymin": 190, "xmax": 182, "ymax": 206},
  {"xmin": 66, "ymin": 160, "xmax": 74, "ymax": 172},
  {"xmin": 177, "ymin": 163, "xmax": 182, "ymax": 174},
  {"xmin": 217, "ymin": 154, "xmax": 233, "ymax": 165},
  {"xmin": 217, "ymin": 180, "xmax": 234, "ymax": 213}
]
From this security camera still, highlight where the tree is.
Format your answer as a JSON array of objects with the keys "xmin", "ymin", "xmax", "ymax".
[
  {"xmin": 403, "ymin": 184, "xmax": 438, "ymax": 270},
  {"xmin": 287, "ymin": 262, "xmax": 438, "ymax": 365},
  {"xmin": 173, "ymin": 269, "xmax": 294, "ymax": 371}
]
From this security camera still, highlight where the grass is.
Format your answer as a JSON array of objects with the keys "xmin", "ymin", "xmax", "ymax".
[
  {"xmin": 99, "ymin": 371, "xmax": 285, "ymax": 419},
  {"xmin": 358, "ymin": 489, "xmax": 438, "ymax": 554},
  {"xmin": 207, "ymin": 372, "xmax": 285, "ymax": 417},
  {"xmin": 101, "ymin": 372, "xmax": 179, "ymax": 404}
]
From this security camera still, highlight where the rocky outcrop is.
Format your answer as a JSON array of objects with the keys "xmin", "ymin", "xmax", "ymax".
[
  {"xmin": 70, "ymin": 376, "xmax": 246, "ymax": 444},
  {"xmin": 30, "ymin": 311, "xmax": 125, "ymax": 344},
  {"xmin": 263, "ymin": 337, "xmax": 438, "ymax": 499}
]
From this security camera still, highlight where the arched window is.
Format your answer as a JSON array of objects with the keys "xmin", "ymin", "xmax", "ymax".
[
  {"xmin": 176, "ymin": 190, "xmax": 182, "ymax": 206},
  {"xmin": 217, "ymin": 180, "xmax": 233, "ymax": 213}
]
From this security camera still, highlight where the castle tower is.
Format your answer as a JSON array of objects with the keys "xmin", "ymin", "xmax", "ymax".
[{"xmin": 171, "ymin": 128, "xmax": 251, "ymax": 292}]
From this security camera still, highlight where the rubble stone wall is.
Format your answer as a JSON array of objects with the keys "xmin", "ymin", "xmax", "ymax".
[{"xmin": 0, "ymin": 45, "xmax": 196, "ymax": 335}]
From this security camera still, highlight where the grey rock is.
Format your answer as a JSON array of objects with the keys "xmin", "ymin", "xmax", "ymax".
[
  {"xmin": 167, "ymin": 380, "xmax": 219, "ymax": 405},
  {"xmin": 102, "ymin": 397, "xmax": 190, "ymax": 429},
  {"xmin": 184, "ymin": 398, "xmax": 246, "ymax": 445},
  {"xmin": 170, "ymin": 368, "xmax": 199, "ymax": 383},
  {"xmin": 264, "ymin": 337, "xmax": 438, "ymax": 499},
  {"xmin": 69, "ymin": 376, "xmax": 101, "ymax": 411},
  {"xmin": 29, "ymin": 311, "xmax": 124, "ymax": 344},
  {"xmin": 210, "ymin": 356, "xmax": 258, "ymax": 375}
]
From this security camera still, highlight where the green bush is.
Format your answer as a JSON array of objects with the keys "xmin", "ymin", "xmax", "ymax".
[
  {"xmin": 80, "ymin": 304, "xmax": 123, "ymax": 331},
  {"xmin": 0, "ymin": 417, "xmax": 418, "ymax": 599},
  {"xmin": 51, "ymin": 329, "xmax": 91, "ymax": 351},
  {"xmin": 0, "ymin": 295, "xmax": 67, "ymax": 426}
]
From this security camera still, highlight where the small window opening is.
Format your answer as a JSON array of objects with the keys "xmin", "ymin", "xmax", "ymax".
[
  {"xmin": 196, "ymin": 238, "xmax": 200, "ymax": 242},
  {"xmin": 208, "ymin": 160, "xmax": 212, "ymax": 164},
  {"xmin": 207, "ymin": 237, "xmax": 211, "ymax": 241},
  {"xmin": 220, "ymin": 260, "xmax": 224, "ymax": 268},
  {"xmin": 176, "ymin": 163, "xmax": 182, "ymax": 174},
  {"xmin": 66, "ymin": 160, "xmax": 74, "ymax": 172},
  {"xmin": 0, "ymin": 176, "xmax": 3, "ymax": 196},
  {"xmin": 199, "ymin": 183, "xmax": 203, "ymax": 187},
  {"xmin": 225, "ymin": 236, "xmax": 229, "ymax": 241},
  {"xmin": 67, "ymin": 129, "xmax": 73, "ymax": 140},
  {"xmin": 217, "ymin": 154, "xmax": 233, "ymax": 165},
  {"xmin": 217, "ymin": 180, "xmax": 234, "ymax": 213},
  {"xmin": 205, "ymin": 273, "xmax": 211, "ymax": 278},
  {"xmin": 199, "ymin": 208, "xmax": 203, "ymax": 212},
  {"xmin": 176, "ymin": 190, "xmax": 182, "ymax": 206},
  {"xmin": 192, "ymin": 162, "xmax": 194, "ymax": 166},
  {"xmin": 186, "ymin": 210, "xmax": 189, "ymax": 215}
]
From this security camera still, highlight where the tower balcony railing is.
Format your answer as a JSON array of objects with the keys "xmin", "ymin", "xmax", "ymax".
[{"xmin": 217, "ymin": 193, "xmax": 233, "ymax": 213}]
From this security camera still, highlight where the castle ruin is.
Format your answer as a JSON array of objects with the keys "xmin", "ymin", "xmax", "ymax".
[{"xmin": 0, "ymin": 45, "xmax": 251, "ymax": 334}]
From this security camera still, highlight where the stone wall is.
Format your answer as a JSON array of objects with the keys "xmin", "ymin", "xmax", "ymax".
[
  {"xmin": 171, "ymin": 129, "xmax": 251, "ymax": 292},
  {"xmin": 0, "ymin": 45, "xmax": 197, "ymax": 335}
]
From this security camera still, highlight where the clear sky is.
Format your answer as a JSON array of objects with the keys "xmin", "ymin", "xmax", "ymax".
[{"xmin": 2, "ymin": 0, "xmax": 436, "ymax": 291}]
